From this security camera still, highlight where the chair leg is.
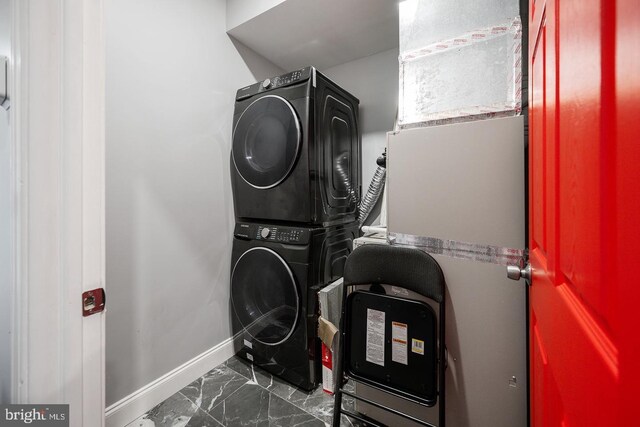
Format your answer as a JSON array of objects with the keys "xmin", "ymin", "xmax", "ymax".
[
  {"xmin": 439, "ymin": 303, "xmax": 446, "ymax": 427},
  {"xmin": 332, "ymin": 387, "xmax": 343, "ymax": 427},
  {"xmin": 332, "ymin": 285, "xmax": 350, "ymax": 427},
  {"xmin": 332, "ymin": 329, "xmax": 346, "ymax": 427}
]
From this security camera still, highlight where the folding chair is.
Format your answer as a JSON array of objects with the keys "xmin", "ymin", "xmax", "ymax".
[{"xmin": 332, "ymin": 244, "xmax": 446, "ymax": 427}]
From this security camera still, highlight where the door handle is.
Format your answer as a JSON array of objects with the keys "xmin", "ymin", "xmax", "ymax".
[{"xmin": 507, "ymin": 263, "xmax": 531, "ymax": 283}]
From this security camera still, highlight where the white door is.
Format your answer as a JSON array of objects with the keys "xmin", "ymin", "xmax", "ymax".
[{"xmin": 10, "ymin": 0, "xmax": 106, "ymax": 426}]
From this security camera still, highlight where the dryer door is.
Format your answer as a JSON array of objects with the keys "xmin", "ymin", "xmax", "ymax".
[
  {"xmin": 231, "ymin": 247, "xmax": 300, "ymax": 345},
  {"xmin": 232, "ymin": 95, "xmax": 301, "ymax": 189}
]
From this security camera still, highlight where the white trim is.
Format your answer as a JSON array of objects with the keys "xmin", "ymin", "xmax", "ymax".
[
  {"xmin": 9, "ymin": 1, "xmax": 105, "ymax": 425},
  {"xmin": 9, "ymin": 0, "xmax": 26, "ymax": 403},
  {"xmin": 105, "ymin": 338, "xmax": 235, "ymax": 427}
]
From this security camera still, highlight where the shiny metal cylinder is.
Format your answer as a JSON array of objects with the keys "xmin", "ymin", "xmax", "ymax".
[{"xmin": 357, "ymin": 166, "xmax": 386, "ymax": 226}]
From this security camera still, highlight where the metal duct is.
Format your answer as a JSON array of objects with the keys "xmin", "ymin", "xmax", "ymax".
[{"xmin": 357, "ymin": 151, "xmax": 387, "ymax": 226}]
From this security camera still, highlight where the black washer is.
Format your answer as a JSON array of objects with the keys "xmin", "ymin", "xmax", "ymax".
[
  {"xmin": 230, "ymin": 220, "xmax": 360, "ymax": 391},
  {"xmin": 232, "ymin": 95, "xmax": 301, "ymax": 189},
  {"xmin": 231, "ymin": 247, "xmax": 299, "ymax": 345}
]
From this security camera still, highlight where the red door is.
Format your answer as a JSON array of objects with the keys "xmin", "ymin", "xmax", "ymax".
[{"xmin": 528, "ymin": 0, "xmax": 640, "ymax": 425}]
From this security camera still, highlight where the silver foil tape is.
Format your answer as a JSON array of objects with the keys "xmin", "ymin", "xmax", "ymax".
[{"xmin": 388, "ymin": 232, "xmax": 526, "ymax": 267}]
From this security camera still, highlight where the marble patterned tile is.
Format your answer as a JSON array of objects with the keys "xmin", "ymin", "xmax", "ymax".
[
  {"xmin": 207, "ymin": 383, "xmax": 325, "ymax": 427},
  {"xmin": 225, "ymin": 356, "xmax": 321, "ymax": 405},
  {"xmin": 225, "ymin": 356, "xmax": 274, "ymax": 387},
  {"xmin": 224, "ymin": 356, "xmax": 362, "ymax": 426},
  {"xmin": 267, "ymin": 392, "xmax": 326, "ymax": 427},
  {"xmin": 339, "ymin": 414, "xmax": 365, "ymax": 427},
  {"xmin": 207, "ymin": 383, "xmax": 269, "ymax": 426},
  {"xmin": 223, "ymin": 356, "xmax": 252, "ymax": 379},
  {"xmin": 331, "ymin": 381, "xmax": 365, "ymax": 427},
  {"xmin": 272, "ymin": 384, "xmax": 334, "ymax": 423},
  {"xmin": 126, "ymin": 391, "xmax": 221, "ymax": 427},
  {"xmin": 180, "ymin": 365, "xmax": 248, "ymax": 413}
]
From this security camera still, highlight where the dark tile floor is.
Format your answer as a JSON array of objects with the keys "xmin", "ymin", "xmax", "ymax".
[{"xmin": 126, "ymin": 356, "xmax": 362, "ymax": 427}]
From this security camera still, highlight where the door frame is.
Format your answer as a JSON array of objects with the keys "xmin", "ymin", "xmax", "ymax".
[{"xmin": 9, "ymin": 0, "xmax": 105, "ymax": 425}]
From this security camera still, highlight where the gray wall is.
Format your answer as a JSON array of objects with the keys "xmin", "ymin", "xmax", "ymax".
[
  {"xmin": 105, "ymin": 0, "xmax": 283, "ymax": 405},
  {"xmin": 0, "ymin": 0, "xmax": 11, "ymax": 405},
  {"xmin": 106, "ymin": 1, "xmax": 398, "ymax": 405},
  {"xmin": 226, "ymin": 0, "xmax": 285, "ymax": 30},
  {"xmin": 321, "ymin": 48, "xmax": 399, "ymax": 224}
]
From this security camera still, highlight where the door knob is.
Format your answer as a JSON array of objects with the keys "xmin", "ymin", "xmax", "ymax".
[{"xmin": 507, "ymin": 263, "xmax": 531, "ymax": 282}]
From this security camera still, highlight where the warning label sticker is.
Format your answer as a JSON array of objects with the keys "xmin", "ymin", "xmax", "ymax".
[
  {"xmin": 391, "ymin": 321, "xmax": 408, "ymax": 365},
  {"xmin": 412, "ymin": 338, "xmax": 425, "ymax": 355},
  {"xmin": 366, "ymin": 309, "xmax": 385, "ymax": 366}
]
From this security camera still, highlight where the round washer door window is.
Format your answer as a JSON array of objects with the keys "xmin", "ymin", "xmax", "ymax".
[
  {"xmin": 231, "ymin": 247, "xmax": 300, "ymax": 345},
  {"xmin": 232, "ymin": 95, "xmax": 301, "ymax": 189}
]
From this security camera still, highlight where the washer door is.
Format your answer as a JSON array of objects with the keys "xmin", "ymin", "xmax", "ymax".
[
  {"xmin": 232, "ymin": 95, "xmax": 301, "ymax": 189},
  {"xmin": 231, "ymin": 247, "xmax": 300, "ymax": 345}
]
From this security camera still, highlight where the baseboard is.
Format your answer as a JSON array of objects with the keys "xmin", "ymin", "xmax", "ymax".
[{"xmin": 105, "ymin": 337, "xmax": 235, "ymax": 427}]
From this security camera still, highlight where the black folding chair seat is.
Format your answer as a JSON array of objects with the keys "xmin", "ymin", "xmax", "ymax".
[{"xmin": 332, "ymin": 245, "xmax": 446, "ymax": 427}]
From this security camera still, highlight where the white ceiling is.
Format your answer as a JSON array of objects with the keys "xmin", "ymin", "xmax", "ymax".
[{"xmin": 227, "ymin": 0, "xmax": 400, "ymax": 71}]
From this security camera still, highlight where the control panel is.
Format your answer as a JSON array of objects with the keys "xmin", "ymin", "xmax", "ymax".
[
  {"xmin": 236, "ymin": 67, "xmax": 313, "ymax": 100},
  {"xmin": 269, "ymin": 69, "xmax": 303, "ymax": 89},
  {"xmin": 256, "ymin": 225, "xmax": 305, "ymax": 243},
  {"xmin": 234, "ymin": 222, "xmax": 310, "ymax": 245}
]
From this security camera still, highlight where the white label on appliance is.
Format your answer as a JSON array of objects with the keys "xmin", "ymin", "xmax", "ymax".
[
  {"xmin": 392, "ymin": 322, "xmax": 408, "ymax": 365},
  {"xmin": 412, "ymin": 338, "xmax": 425, "ymax": 355},
  {"xmin": 366, "ymin": 308, "xmax": 386, "ymax": 366},
  {"xmin": 246, "ymin": 353, "xmax": 253, "ymax": 361},
  {"xmin": 243, "ymin": 339, "xmax": 253, "ymax": 349}
]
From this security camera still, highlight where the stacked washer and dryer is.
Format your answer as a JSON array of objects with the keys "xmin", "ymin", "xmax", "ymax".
[{"xmin": 229, "ymin": 66, "xmax": 361, "ymax": 390}]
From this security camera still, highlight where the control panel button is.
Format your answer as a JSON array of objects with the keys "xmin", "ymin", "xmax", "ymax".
[
  {"xmin": 260, "ymin": 228, "xmax": 270, "ymax": 239},
  {"xmin": 262, "ymin": 78, "xmax": 271, "ymax": 89}
]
